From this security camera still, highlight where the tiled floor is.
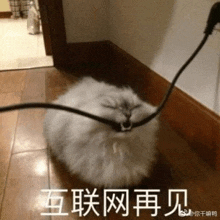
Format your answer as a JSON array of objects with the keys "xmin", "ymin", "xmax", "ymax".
[
  {"xmin": 0, "ymin": 18, "xmax": 53, "ymax": 71},
  {"xmin": 0, "ymin": 67, "xmax": 220, "ymax": 219}
]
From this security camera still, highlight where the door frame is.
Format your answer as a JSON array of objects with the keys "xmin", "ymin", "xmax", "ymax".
[{"xmin": 38, "ymin": 0, "xmax": 69, "ymax": 67}]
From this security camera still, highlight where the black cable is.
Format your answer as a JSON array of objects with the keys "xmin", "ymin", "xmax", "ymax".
[
  {"xmin": 0, "ymin": 103, "xmax": 121, "ymax": 131},
  {"xmin": 132, "ymin": 33, "xmax": 210, "ymax": 129},
  {"xmin": 0, "ymin": 2, "xmax": 219, "ymax": 132},
  {"xmin": 0, "ymin": 33, "xmax": 209, "ymax": 132},
  {"xmin": 0, "ymin": 33, "xmax": 213, "ymax": 132}
]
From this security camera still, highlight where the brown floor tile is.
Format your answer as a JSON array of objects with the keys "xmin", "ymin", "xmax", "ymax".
[
  {"xmin": 48, "ymin": 154, "xmax": 105, "ymax": 220},
  {"xmin": 46, "ymin": 87, "xmax": 69, "ymax": 102},
  {"xmin": 155, "ymin": 123, "xmax": 220, "ymax": 218},
  {"xmin": 12, "ymin": 109, "xmax": 47, "ymax": 154},
  {"xmin": 0, "ymin": 67, "xmax": 219, "ymax": 220},
  {"xmin": 20, "ymin": 69, "xmax": 46, "ymax": 103},
  {"xmin": 46, "ymin": 68, "xmax": 77, "ymax": 89},
  {"xmin": 179, "ymin": 175, "xmax": 220, "ymax": 217},
  {"xmin": 13, "ymin": 70, "xmax": 47, "ymax": 153},
  {"xmin": 0, "ymin": 150, "xmax": 50, "ymax": 220},
  {"xmin": 0, "ymin": 92, "xmax": 21, "ymax": 208},
  {"xmin": 45, "ymin": 69, "xmax": 77, "ymax": 102},
  {"xmin": 106, "ymin": 197, "xmax": 154, "ymax": 220},
  {"xmin": 157, "ymin": 122, "xmax": 213, "ymax": 180},
  {"xmin": 0, "ymin": 70, "xmax": 26, "ymax": 93}
]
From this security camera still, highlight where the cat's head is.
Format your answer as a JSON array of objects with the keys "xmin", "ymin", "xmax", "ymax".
[
  {"xmin": 96, "ymin": 86, "xmax": 156, "ymax": 130},
  {"xmin": 76, "ymin": 77, "xmax": 157, "ymax": 131}
]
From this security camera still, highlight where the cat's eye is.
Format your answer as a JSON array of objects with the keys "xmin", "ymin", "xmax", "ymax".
[
  {"xmin": 102, "ymin": 104, "xmax": 116, "ymax": 109},
  {"xmin": 131, "ymin": 104, "xmax": 141, "ymax": 110}
]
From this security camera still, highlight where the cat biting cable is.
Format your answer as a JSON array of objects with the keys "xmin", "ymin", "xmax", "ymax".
[{"xmin": 44, "ymin": 77, "xmax": 159, "ymax": 188}]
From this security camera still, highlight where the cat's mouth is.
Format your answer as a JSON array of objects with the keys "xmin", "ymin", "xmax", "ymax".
[{"xmin": 120, "ymin": 120, "xmax": 132, "ymax": 132}]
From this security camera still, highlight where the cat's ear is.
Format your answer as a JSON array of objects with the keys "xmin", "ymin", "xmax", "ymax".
[{"xmin": 121, "ymin": 85, "xmax": 133, "ymax": 92}]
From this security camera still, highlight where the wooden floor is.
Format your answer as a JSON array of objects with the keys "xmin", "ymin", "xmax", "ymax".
[{"xmin": 0, "ymin": 67, "xmax": 219, "ymax": 219}]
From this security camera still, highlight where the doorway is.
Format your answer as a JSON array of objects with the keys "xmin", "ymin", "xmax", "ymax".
[{"xmin": 0, "ymin": 0, "xmax": 53, "ymax": 71}]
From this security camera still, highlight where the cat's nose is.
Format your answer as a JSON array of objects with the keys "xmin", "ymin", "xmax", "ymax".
[{"xmin": 122, "ymin": 110, "xmax": 131, "ymax": 119}]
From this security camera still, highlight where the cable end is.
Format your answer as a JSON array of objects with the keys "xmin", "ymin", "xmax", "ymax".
[{"xmin": 204, "ymin": 2, "xmax": 220, "ymax": 35}]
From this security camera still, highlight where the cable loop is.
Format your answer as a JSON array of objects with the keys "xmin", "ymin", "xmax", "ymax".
[{"xmin": 0, "ymin": 34, "xmax": 210, "ymax": 132}]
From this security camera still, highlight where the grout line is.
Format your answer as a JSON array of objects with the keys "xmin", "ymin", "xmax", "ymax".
[
  {"xmin": 0, "ymin": 89, "xmax": 23, "ymax": 218},
  {"xmin": 0, "ymin": 65, "xmax": 54, "ymax": 73},
  {"xmin": 0, "ymin": 66, "xmax": 56, "ymax": 74},
  {"xmin": 0, "ymin": 70, "xmax": 52, "ymax": 219},
  {"xmin": 47, "ymin": 147, "xmax": 52, "ymax": 220},
  {"xmin": 45, "ymin": 70, "xmax": 52, "ymax": 220},
  {"xmin": 0, "ymin": 91, "xmax": 23, "ymax": 95},
  {"xmin": 11, "ymin": 148, "xmax": 48, "ymax": 156}
]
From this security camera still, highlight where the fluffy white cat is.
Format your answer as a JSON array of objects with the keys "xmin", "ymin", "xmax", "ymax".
[{"xmin": 44, "ymin": 77, "xmax": 159, "ymax": 188}]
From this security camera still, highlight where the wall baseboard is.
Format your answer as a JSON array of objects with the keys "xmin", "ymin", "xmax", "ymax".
[
  {"xmin": 109, "ymin": 41, "xmax": 220, "ymax": 169},
  {"xmin": 67, "ymin": 41, "xmax": 111, "ymax": 68},
  {"xmin": 0, "ymin": 12, "xmax": 12, "ymax": 19},
  {"xmin": 66, "ymin": 40, "xmax": 220, "ymax": 169}
]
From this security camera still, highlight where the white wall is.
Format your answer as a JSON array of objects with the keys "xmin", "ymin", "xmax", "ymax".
[
  {"xmin": 62, "ymin": 0, "xmax": 220, "ymax": 114},
  {"xmin": 62, "ymin": 0, "xmax": 109, "ymax": 43},
  {"xmin": 148, "ymin": 0, "xmax": 220, "ymax": 114},
  {"xmin": 108, "ymin": 0, "xmax": 220, "ymax": 114},
  {"xmin": 108, "ymin": 0, "xmax": 175, "ymax": 70}
]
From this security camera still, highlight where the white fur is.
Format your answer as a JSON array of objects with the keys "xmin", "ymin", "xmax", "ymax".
[{"xmin": 44, "ymin": 77, "xmax": 159, "ymax": 188}]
